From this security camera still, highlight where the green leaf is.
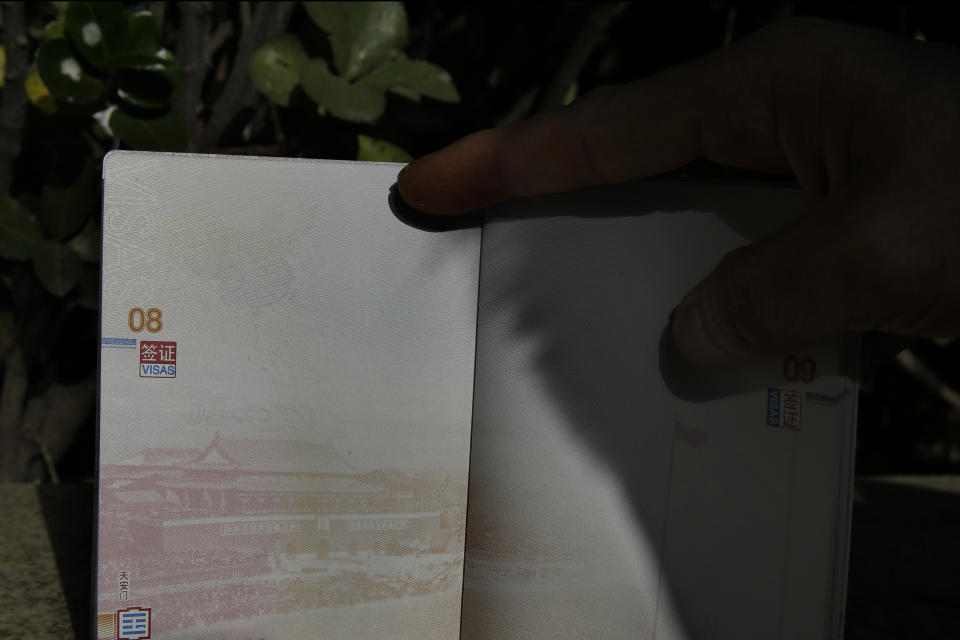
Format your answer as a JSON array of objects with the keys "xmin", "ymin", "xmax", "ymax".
[
  {"xmin": 32, "ymin": 241, "xmax": 84, "ymax": 297},
  {"xmin": 64, "ymin": 1, "xmax": 128, "ymax": 70},
  {"xmin": 104, "ymin": 51, "xmax": 175, "ymax": 72},
  {"xmin": 67, "ymin": 219, "xmax": 101, "ymax": 263},
  {"xmin": 0, "ymin": 196, "xmax": 43, "ymax": 261},
  {"xmin": 304, "ymin": 1, "xmax": 407, "ymax": 81},
  {"xmin": 387, "ymin": 85, "xmax": 419, "ymax": 102},
  {"xmin": 356, "ymin": 134, "xmax": 413, "ymax": 163},
  {"xmin": 109, "ymin": 109, "xmax": 188, "ymax": 151},
  {"xmin": 120, "ymin": 12, "xmax": 162, "ymax": 56},
  {"xmin": 36, "ymin": 38, "xmax": 105, "ymax": 104},
  {"xmin": 113, "ymin": 65, "xmax": 179, "ymax": 109},
  {"xmin": 357, "ymin": 55, "xmax": 460, "ymax": 103},
  {"xmin": 300, "ymin": 58, "xmax": 386, "ymax": 124},
  {"xmin": 25, "ymin": 67, "xmax": 58, "ymax": 114},
  {"xmin": 102, "ymin": 48, "xmax": 182, "ymax": 110},
  {"xmin": 40, "ymin": 169, "xmax": 97, "ymax": 241},
  {"xmin": 251, "ymin": 34, "xmax": 308, "ymax": 106},
  {"xmin": 45, "ymin": 20, "xmax": 66, "ymax": 39}
]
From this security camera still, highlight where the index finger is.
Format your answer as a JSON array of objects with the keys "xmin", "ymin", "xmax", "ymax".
[{"xmin": 397, "ymin": 19, "xmax": 843, "ymax": 214}]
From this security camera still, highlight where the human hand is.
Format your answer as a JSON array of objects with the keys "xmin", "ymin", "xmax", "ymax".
[{"xmin": 397, "ymin": 18, "xmax": 960, "ymax": 365}]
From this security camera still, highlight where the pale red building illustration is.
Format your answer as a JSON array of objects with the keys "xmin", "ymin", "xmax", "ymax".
[{"xmin": 97, "ymin": 433, "xmax": 466, "ymax": 637}]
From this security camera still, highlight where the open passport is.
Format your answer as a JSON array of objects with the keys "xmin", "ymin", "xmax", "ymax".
[{"xmin": 96, "ymin": 152, "xmax": 858, "ymax": 640}]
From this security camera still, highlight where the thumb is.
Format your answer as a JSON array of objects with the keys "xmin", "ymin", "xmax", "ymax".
[{"xmin": 671, "ymin": 214, "xmax": 850, "ymax": 365}]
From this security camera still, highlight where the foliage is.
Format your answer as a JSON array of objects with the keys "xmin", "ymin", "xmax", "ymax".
[
  {"xmin": 35, "ymin": 2, "xmax": 187, "ymax": 150},
  {"xmin": 0, "ymin": 1, "xmax": 467, "ymax": 482},
  {"xmin": 356, "ymin": 134, "xmax": 412, "ymax": 163},
  {"xmin": 251, "ymin": 2, "xmax": 459, "ymax": 126},
  {"xmin": 0, "ymin": 152, "xmax": 98, "ymax": 303},
  {"xmin": 2, "ymin": 1, "xmax": 462, "ymax": 312},
  {"xmin": 2, "ymin": 3, "xmax": 179, "ymax": 303}
]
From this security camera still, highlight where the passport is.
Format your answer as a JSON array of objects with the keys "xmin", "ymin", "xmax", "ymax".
[{"xmin": 97, "ymin": 152, "xmax": 858, "ymax": 640}]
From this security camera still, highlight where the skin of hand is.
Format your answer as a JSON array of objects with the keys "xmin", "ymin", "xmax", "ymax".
[{"xmin": 397, "ymin": 18, "xmax": 960, "ymax": 366}]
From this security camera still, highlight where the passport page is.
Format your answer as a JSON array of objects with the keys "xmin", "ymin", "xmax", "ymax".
[
  {"xmin": 464, "ymin": 180, "xmax": 858, "ymax": 640},
  {"xmin": 96, "ymin": 153, "xmax": 480, "ymax": 640}
]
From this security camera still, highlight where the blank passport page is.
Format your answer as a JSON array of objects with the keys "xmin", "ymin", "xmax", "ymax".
[
  {"xmin": 97, "ymin": 153, "xmax": 480, "ymax": 640},
  {"xmin": 463, "ymin": 180, "xmax": 858, "ymax": 640}
]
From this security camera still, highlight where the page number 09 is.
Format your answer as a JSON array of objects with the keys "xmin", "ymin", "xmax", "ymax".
[
  {"xmin": 129, "ymin": 307, "xmax": 163, "ymax": 333},
  {"xmin": 783, "ymin": 354, "xmax": 815, "ymax": 383}
]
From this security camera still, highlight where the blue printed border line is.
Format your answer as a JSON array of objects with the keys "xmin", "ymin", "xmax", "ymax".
[{"xmin": 101, "ymin": 337, "xmax": 137, "ymax": 348}]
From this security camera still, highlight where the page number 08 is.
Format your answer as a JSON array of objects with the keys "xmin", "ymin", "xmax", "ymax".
[
  {"xmin": 129, "ymin": 307, "xmax": 163, "ymax": 333},
  {"xmin": 783, "ymin": 354, "xmax": 815, "ymax": 383}
]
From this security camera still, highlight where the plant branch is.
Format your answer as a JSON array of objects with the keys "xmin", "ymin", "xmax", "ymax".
[
  {"xmin": 13, "ymin": 376, "xmax": 97, "ymax": 482},
  {"xmin": 497, "ymin": 87, "xmax": 539, "ymax": 127},
  {"xmin": 203, "ymin": 20, "xmax": 235, "ymax": 64},
  {"xmin": 148, "ymin": 1, "xmax": 168, "ymax": 31},
  {"xmin": 269, "ymin": 102, "xmax": 285, "ymax": 146},
  {"xmin": 16, "ymin": 392, "xmax": 46, "ymax": 481},
  {"xmin": 723, "ymin": 7, "xmax": 737, "ymax": 46},
  {"xmin": 175, "ymin": 1, "xmax": 213, "ymax": 143},
  {"xmin": 32, "ymin": 433, "xmax": 60, "ymax": 484},
  {"xmin": 536, "ymin": 2, "xmax": 627, "ymax": 112},
  {"xmin": 36, "ymin": 377, "xmax": 97, "ymax": 465},
  {"xmin": 0, "ymin": 347, "xmax": 28, "ymax": 481},
  {"xmin": 0, "ymin": 1, "xmax": 29, "ymax": 194},
  {"xmin": 896, "ymin": 348, "xmax": 960, "ymax": 413},
  {"xmin": 197, "ymin": 1, "xmax": 294, "ymax": 151}
]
